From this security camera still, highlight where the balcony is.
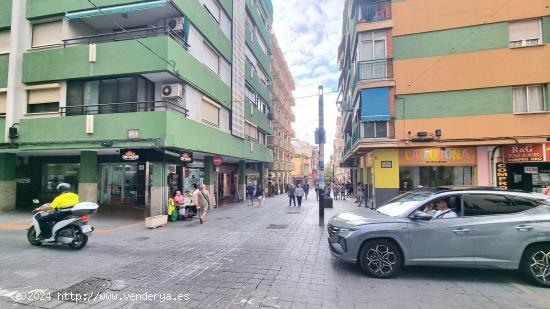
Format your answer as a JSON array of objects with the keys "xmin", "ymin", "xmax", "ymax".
[
  {"xmin": 267, "ymin": 135, "xmax": 281, "ymax": 148},
  {"xmin": 60, "ymin": 100, "xmax": 189, "ymax": 118},
  {"xmin": 357, "ymin": 1, "xmax": 391, "ymax": 23},
  {"xmin": 357, "ymin": 58, "xmax": 393, "ymax": 82}
]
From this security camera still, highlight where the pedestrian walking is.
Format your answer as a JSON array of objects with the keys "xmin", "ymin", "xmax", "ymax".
[
  {"xmin": 357, "ymin": 183, "xmax": 364, "ymax": 207},
  {"xmin": 246, "ymin": 182, "xmax": 255, "ymax": 207},
  {"xmin": 304, "ymin": 183, "xmax": 310, "ymax": 199},
  {"xmin": 288, "ymin": 184, "xmax": 297, "ymax": 207},
  {"xmin": 340, "ymin": 184, "xmax": 346, "ymax": 200},
  {"xmin": 198, "ymin": 184, "xmax": 211, "ymax": 224},
  {"xmin": 295, "ymin": 184, "xmax": 305, "ymax": 207},
  {"xmin": 256, "ymin": 185, "xmax": 265, "ymax": 207},
  {"xmin": 315, "ymin": 183, "xmax": 320, "ymax": 201},
  {"xmin": 347, "ymin": 183, "xmax": 353, "ymax": 199}
]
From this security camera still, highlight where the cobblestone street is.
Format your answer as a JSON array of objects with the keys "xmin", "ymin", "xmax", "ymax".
[{"xmin": 1, "ymin": 195, "xmax": 550, "ymax": 309}]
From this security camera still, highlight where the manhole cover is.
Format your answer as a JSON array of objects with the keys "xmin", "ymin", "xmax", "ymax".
[
  {"xmin": 56, "ymin": 278, "xmax": 111, "ymax": 302},
  {"xmin": 287, "ymin": 211, "xmax": 300, "ymax": 214},
  {"xmin": 266, "ymin": 224, "xmax": 288, "ymax": 230},
  {"xmin": 134, "ymin": 237, "xmax": 149, "ymax": 241}
]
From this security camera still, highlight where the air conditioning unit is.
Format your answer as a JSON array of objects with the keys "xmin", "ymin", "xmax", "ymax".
[
  {"xmin": 161, "ymin": 83, "xmax": 184, "ymax": 99},
  {"xmin": 166, "ymin": 17, "xmax": 184, "ymax": 31}
]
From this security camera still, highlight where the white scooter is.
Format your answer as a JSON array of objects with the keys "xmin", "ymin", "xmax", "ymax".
[{"xmin": 27, "ymin": 200, "xmax": 99, "ymax": 250}]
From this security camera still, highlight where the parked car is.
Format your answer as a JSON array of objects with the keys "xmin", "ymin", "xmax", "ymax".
[{"xmin": 328, "ymin": 186, "xmax": 550, "ymax": 287}]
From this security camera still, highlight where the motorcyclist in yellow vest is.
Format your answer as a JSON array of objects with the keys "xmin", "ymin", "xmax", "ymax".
[{"xmin": 35, "ymin": 183, "xmax": 79, "ymax": 240}]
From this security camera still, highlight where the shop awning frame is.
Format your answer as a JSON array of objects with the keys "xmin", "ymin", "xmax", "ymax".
[{"xmin": 65, "ymin": 0, "xmax": 170, "ymax": 20}]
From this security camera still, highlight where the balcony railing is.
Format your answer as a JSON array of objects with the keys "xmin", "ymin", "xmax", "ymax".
[
  {"xmin": 60, "ymin": 100, "xmax": 189, "ymax": 118},
  {"xmin": 357, "ymin": 58, "xmax": 393, "ymax": 81},
  {"xmin": 357, "ymin": 1, "xmax": 391, "ymax": 23},
  {"xmin": 62, "ymin": 26, "xmax": 189, "ymax": 50}
]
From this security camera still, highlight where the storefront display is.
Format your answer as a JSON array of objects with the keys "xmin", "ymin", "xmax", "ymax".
[
  {"xmin": 501, "ymin": 143, "xmax": 550, "ymax": 193},
  {"xmin": 399, "ymin": 147, "xmax": 477, "ymax": 187}
]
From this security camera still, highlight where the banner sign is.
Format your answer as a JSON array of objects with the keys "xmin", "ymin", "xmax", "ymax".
[
  {"xmin": 180, "ymin": 151, "xmax": 193, "ymax": 163},
  {"xmin": 503, "ymin": 144, "xmax": 544, "ymax": 162},
  {"xmin": 399, "ymin": 148, "xmax": 476, "ymax": 166},
  {"xmin": 495, "ymin": 162, "xmax": 509, "ymax": 190}
]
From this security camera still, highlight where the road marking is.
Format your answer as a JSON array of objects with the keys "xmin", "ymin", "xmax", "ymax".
[
  {"xmin": 0, "ymin": 219, "xmax": 29, "ymax": 230},
  {"xmin": 93, "ymin": 222, "xmax": 143, "ymax": 235},
  {"xmin": 509, "ymin": 281, "xmax": 550, "ymax": 307}
]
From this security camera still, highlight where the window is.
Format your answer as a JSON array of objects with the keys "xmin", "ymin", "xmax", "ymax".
[
  {"xmin": 0, "ymin": 92, "xmax": 6, "ymax": 114},
  {"xmin": 363, "ymin": 121, "xmax": 388, "ymax": 138},
  {"xmin": 201, "ymin": 97, "xmax": 220, "ymax": 127},
  {"xmin": 462, "ymin": 194, "xmax": 530, "ymax": 216},
  {"xmin": 245, "ymin": 122, "xmax": 257, "ymax": 142},
  {"xmin": 0, "ymin": 30, "xmax": 10, "ymax": 54},
  {"xmin": 203, "ymin": 42, "xmax": 220, "ymax": 74},
  {"xmin": 513, "ymin": 85, "xmax": 545, "ymax": 113},
  {"xmin": 509, "ymin": 19, "xmax": 542, "ymax": 47},
  {"xmin": 202, "ymin": 0, "xmax": 221, "ymax": 24},
  {"xmin": 258, "ymin": 131, "xmax": 266, "ymax": 145},
  {"xmin": 358, "ymin": 31, "xmax": 386, "ymax": 61},
  {"xmin": 32, "ymin": 21, "xmax": 63, "ymax": 48},
  {"xmin": 245, "ymin": 85, "xmax": 256, "ymax": 104},
  {"xmin": 27, "ymin": 87, "xmax": 60, "ymax": 114},
  {"xmin": 67, "ymin": 76, "xmax": 153, "ymax": 115},
  {"xmin": 43, "ymin": 164, "xmax": 79, "ymax": 194}
]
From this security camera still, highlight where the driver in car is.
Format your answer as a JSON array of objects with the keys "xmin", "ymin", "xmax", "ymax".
[{"xmin": 431, "ymin": 198, "xmax": 457, "ymax": 219}]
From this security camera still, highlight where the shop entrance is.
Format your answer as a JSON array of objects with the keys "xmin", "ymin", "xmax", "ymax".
[
  {"xmin": 400, "ymin": 166, "xmax": 473, "ymax": 187},
  {"xmin": 99, "ymin": 163, "xmax": 146, "ymax": 206}
]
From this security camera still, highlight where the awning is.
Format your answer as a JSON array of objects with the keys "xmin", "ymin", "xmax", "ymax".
[
  {"xmin": 66, "ymin": 0, "xmax": 169, "ymax": 20},
  {"xmin": 360, "ymin": 87, "xmax": 390, "ymax": 122}
]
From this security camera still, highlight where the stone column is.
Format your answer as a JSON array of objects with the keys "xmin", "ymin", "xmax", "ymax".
[
  {"xmin": 238, "ymin": 160, "xmax": 245, "ymax": 202},
  {"xmin": 0, "ymin": 154, "xmax": 16, "ymax": 211},
  {"xmin": 150, "ymin": 162, "xmax": 166, "ymax": 217},
  {"xmin": 78, "ymin": 151, "xmax": 98, "ymax": 203},
  {"xmin": 259, "ymin": 163, "xmax": 265, "ymax": 192},
  {"xmin": 203, "ymin": 156, "xmax": 216, "ymax": 207}
]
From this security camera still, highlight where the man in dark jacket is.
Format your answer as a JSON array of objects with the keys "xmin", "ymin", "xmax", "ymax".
[{"xmin": 288, "ymin": 184, "xmax": 297, "ymax": 207}]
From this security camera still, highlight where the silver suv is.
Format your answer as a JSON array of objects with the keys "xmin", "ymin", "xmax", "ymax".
[{"xmin": 328, "ymin": 187, "xmax": 550, "ymax": 287}]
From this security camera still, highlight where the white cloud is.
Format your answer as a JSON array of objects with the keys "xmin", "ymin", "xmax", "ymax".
[{"xmin": 273, "ymin": 0, "xmax": 344, "ymax": 160}]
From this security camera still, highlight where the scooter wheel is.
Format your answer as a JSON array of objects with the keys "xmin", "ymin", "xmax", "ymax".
[
  {"xmin": 27, "ymin": 226, "xmax": 42, "ymax": 246},
  {"xmin": 68, "ymin": 227, "xmax": 88, "ymax": 250}
]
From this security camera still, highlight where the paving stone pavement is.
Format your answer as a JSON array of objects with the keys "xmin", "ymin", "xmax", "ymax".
[{"xmin": 1, "ymin": 195, "xmax": 550, "ymax": 309}]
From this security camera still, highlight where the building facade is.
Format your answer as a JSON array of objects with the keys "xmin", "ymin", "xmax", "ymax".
[
  {"xmin": 338, "ymin": 0, "xmax": 550, "ymax": 204},
  {"xmin": 267, "ymin": 34, "xmax": 295, "ymax": 195},
  {"xmin": 332, "ymin": 115, "xmax": 348, "ymax": 183},
  {"xmin": 0, "ymin": 0, "xmax": 275, "ymax": 214},
  {"xmin": 291, "ymin": 139, "xmax": 318, "ymax": 186}
]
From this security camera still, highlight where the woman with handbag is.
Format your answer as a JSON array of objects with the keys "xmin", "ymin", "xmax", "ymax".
[{"xmin": 198, "ymin": 184, "xmax": 211, "ymax": 224}]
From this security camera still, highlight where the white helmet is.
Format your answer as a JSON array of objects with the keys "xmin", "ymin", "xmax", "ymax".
[{"xmin": 56, "ymin": 183, "xmax": 71, "ymax": 192}]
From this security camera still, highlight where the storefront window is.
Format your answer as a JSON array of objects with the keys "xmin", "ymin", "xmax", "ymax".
[
  {"xmin": 400, "ymin": 166, "xmax": 472, "ymax": 188},
  {"xmin": 43, "ymin": 164, "xmax": 79, "ymax": 193}
]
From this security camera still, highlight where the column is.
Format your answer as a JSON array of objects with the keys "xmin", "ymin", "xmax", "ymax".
[
  {"xmin": 238, "ymin": 160, "xmax": 245, "ymax": 202},
  {"xmin": 259, "ymin": 163, "xmax": 265, "ymax": 191},
  {"xmin": 203, "ymin": 156, "xmax": 216, "ymax": 207},
  {"xmin": 79, "ymin": 151, "xmax": 98, "ymax": 203},
  {"xmin": 0, "ymin": 153, "xmax": 16, "ymax": 211},
  {"xmin": 274, "ymin": 172, "xmax": 280, "ymax": 195},
  {"xmin": 150, "ymin": 162, "xmax": 166, "ymax": 217}
]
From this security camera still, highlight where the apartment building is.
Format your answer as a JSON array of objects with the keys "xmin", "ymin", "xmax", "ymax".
[
  {"xmin": 267, "ymin": 34, "xmax": 295, "ymax": 195},
  {"xmin": 332, "ymin": 115, "xmax": 348, "ymax": 183},
  {"xmin": 0, "ymin": 0, "xmax": 274, "ymax": 214},
  {"xmin": 338, "ymin": 0, "xmax": 550, "ymax": 204},
  {"xmin": 291, "ymin": 139, "xmax": 319, "ymax": 186}
]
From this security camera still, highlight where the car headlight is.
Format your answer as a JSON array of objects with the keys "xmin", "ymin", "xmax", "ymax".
[{"xmin": 337, "ymin": 227, "xmax": 357, "ymax": 233}]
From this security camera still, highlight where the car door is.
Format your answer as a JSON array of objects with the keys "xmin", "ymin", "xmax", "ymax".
[
  {"xmin": 462, "ymin": 193, "xmax": 540, "ymax": 269},
  {"xmin": 407, "ymin": 195, "xmax": 476, "ymax": 267}
]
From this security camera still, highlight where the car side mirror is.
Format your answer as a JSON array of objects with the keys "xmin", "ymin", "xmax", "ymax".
[{"xmin": 411, "ymin": 211, "xmax": 432, "ymax": 221}]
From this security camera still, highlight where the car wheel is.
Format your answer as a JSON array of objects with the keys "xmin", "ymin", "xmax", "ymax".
[
  {"xmin": 359, "ymin": 239, "xmax": 402, "ymax": 278},
  {"xmin": 522, "ymin": 245, "xmax": 550, "ymax": 287}
]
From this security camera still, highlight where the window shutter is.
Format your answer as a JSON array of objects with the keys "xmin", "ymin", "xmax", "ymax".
[
  {"xmin": 509, "ymin": 19, "xmax": 541, "ymax": 42},
  {"xmin": 203, "ymin": 42, "xmax": 220, "ymax": 74},
  {"xmin": 201, "ymin": 98, "xmax": 220, "ymax": 126},
  {"xmin": 0, "ymin": 92, "xmax": 6, "ymax": 114},
  {"xmin": 32, "ymin": 21, "xmax": 63, "ymax": 47},
  {"xmin": 28, "ymin": 88, "xmax": 60, "ymax": 104},
  {"xmin": 0, "ymin": 30, "xmax": 10, "ymax": 54}
]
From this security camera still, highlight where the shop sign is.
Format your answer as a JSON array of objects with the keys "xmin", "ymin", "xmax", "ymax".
[
  {"xmin": 121, "ymin": 149, "xmax": 139, "ymax": 161},
  {"xmin": 213, "ymin": 156, "xmax": 223, "ymax": 166},
  {"xmin": 180, "ymin": 151, "xmax": 193, "ymax": 163},
  {"xmin": 503, "ymin": 144, "xmax": 544, "ymax": 162},
  {"xmin": 524, "ymin": 166, "xmax": 539, "ymax": 174},
  {"xmin": 399, "ymin": 148, "xmax": 477, "ymax": 166},
  {"xmin": 546, "ymin": 144, "xmax": 550, "ymax": 161},
  {"xmin": 16, "ymin": 178, "xmax": 31, "ymax": 184},
  {"xmin": 496, "ymin": 162, "xmax": 509, "ymax": 190},
  {"xmin": 380, "ymin": 161, "xmax": 392, "ymax": 168}
]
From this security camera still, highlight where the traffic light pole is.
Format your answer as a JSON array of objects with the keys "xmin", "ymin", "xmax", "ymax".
[{"xmin": 317, "ymin": 85, "xmax": 325, "ymax": 226}]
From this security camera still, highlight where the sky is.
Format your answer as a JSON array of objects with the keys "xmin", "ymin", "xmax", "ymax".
[{"xmin": 272, "ymin": 0, "xmax": 344, "ymax": 161}]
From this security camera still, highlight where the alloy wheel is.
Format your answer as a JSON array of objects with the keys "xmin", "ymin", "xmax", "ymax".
[
  {"xmin": 530, "ymin": 249, "xmax": 550, "ymax": 285},
  {"xmin": 365, "ymin": 244, "xmax": 397, "ymax": 276}
]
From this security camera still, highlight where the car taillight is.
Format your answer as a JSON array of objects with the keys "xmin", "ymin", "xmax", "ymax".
[{"xmin": 80, "ymin": 214, "xmax": 90, "ymax": 222}]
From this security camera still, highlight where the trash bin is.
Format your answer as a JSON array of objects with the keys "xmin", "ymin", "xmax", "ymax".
[{"xmin": 322, "ymin": 197, "xmax": 333, "ymax": 208}]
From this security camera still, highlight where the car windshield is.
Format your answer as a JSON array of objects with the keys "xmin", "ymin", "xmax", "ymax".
[{"xmin": 377, "ymin": 190, "xmax": 436, "ymax": 217}]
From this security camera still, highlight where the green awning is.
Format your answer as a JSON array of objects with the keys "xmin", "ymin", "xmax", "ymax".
[{"xmin": 66, "ymin": 0, "xmax": 169, "ymax": 20}]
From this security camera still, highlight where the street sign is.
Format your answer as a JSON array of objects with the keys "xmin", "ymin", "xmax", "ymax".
[{"xmin": 213, "ymin": 156, "xmax": 223, "ymax": 166}]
